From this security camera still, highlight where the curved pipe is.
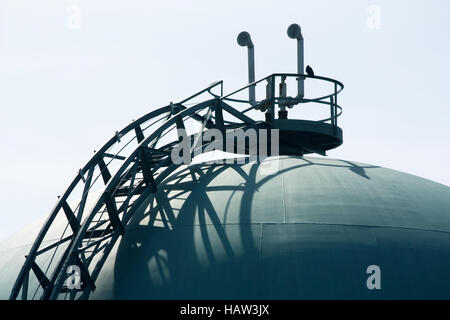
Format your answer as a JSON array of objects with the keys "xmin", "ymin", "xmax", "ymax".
[
  {"xmin": 287, "ymin": 24, "xmax": 304, "ymax": 98},
  {"xmin": 237, "ymin": 31, "xmax": 256, "ymax": 106}
]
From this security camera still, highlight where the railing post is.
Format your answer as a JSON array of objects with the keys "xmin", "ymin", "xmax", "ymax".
[
  {"xmin": 330, "ymin": 96, "xmax": 335, "ymax": 126},
  {"xmin": 270, "ymin": 75, "xmax": 275, "ymax": 120},
  {"xmin": 334, "ymin": 82, "xmax": 338, "ymax": 127}
]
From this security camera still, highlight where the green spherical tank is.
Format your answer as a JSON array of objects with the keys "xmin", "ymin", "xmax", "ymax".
[{"xmin": 1, "ymin": 156, "xmax": 450, "ymax": 299}]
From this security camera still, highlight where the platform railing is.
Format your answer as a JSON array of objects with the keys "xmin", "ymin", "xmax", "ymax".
[
  {"xmin": 209, "ymin": 73, "xmax": 343, "ymax": 126},
  {"xmin": 9, "ymin": 73, "xmax": 343, "ymax": 300}
]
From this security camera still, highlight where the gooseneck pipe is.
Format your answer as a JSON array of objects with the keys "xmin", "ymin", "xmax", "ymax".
[
  {"xmin": 287, "ymin": 24, "xmax": 304, "ymax": 98},
  {"xmin": 237, "ymin": 31, "xmax": 256, "ymax": 105}
]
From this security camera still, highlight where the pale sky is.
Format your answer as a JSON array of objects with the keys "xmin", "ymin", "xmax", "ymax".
[{"xmin": 1, "ymin": 0, "xmax": 449, "ymax": 240}]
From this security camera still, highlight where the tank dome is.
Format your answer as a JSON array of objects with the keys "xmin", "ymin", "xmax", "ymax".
[{"xmin": 1, "ymin": 156, "xmax": 450, "ymax": 299}]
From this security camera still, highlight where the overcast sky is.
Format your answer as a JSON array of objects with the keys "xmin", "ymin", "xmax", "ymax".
[{"xmin": 1, "ymin": 0, "xmax": 449, "ymax": 240}]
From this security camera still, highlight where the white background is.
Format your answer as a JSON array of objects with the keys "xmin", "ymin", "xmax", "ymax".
[{"xmin": 1, "ymin": 0, "xmax": 449, "ymax": 239}]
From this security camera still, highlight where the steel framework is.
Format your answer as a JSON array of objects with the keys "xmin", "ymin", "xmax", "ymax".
[{"xmin": 9, "ymin": 73, "xmax": 343, "ymax": 300}]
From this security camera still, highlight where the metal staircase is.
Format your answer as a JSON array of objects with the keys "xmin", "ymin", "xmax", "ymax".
[{"xmin": 9, "ymin": 72, "xmax": 343, "ymax": 300}]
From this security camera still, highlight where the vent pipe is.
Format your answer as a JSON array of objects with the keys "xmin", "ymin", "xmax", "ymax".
[
  {"xmin": 287, "ymin": 24, "xmax": 304, "ymax": 98},
  {"xmin": 237, "ymin": 31, "xmax": 256, "ymax": 105}
]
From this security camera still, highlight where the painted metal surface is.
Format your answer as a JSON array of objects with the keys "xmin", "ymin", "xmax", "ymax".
[
  {"xmin": 2, "ymin": 156, "xmax": 450, "ymax": 299},
  {"xmin": 7, "ymin": 73, "xmax": 344, "ymax": 300}
]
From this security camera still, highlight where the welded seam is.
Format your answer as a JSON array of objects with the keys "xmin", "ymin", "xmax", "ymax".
[{"xmin": 4, "ymin": 221, "xmax": 450, "ymax": 253}]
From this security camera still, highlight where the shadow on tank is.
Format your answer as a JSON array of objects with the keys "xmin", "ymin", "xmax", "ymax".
[
  {"xmin": 110, "ymin": 157, "xmax": 403, "ymax": 299},
  {"xmin": 110, "ymin": 157, "xmax": 450, "ymax": 299}
]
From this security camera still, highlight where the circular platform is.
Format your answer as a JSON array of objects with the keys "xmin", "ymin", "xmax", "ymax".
[{"xmin": 272, "ymin": 119, "xmax": 343, "ymax": 155}]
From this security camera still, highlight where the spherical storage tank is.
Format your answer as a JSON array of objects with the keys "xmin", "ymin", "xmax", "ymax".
[
  {"xmin": 1, "ymin": 156, "xmax": 450, "ymax": 299},
  {"xmin": 1, "ymin": 25, "xmax": 450, "ymax": 300}
]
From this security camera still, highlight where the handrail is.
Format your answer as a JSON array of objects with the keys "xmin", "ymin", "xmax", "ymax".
[
  {"xmin": 221, "ymin": 73, "xmax": 343, "ymax": 101},
  {"xmin": 9, "ymin": 81, "xmax": 223, "ymax": 300},
  {"xmin": 10, "ymin": 73, "xmax": 344, "ymax": 300},
  {"xmin": 216, "ymin": 73, "xmax": 344, "ymax": 125}
]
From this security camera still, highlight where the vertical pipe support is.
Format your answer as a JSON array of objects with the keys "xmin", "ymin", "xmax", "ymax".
[
  {"xmin": 248, "ymin": 45, "xmax": 255, "ymax": 104},
  {"xmin": 297, "ymin": 37, "xmax": 304, "ymax": 98}
]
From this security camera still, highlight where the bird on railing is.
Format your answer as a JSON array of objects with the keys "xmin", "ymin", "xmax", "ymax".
[{"xmin": 306, "ymin": 65, "xmax": 315, "ymax": 77}]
